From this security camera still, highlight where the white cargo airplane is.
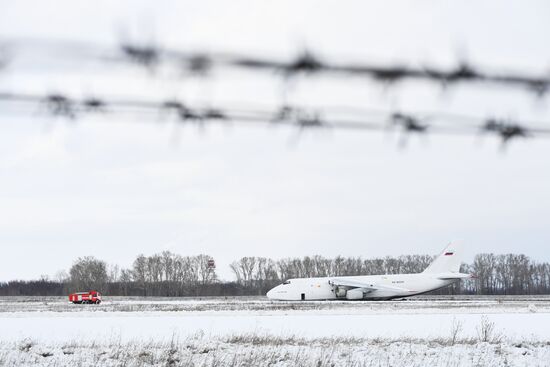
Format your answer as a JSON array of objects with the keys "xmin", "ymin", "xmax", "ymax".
[{"xmin": 266, "ymin": 241, "xmax": 471, "ymax": 300}]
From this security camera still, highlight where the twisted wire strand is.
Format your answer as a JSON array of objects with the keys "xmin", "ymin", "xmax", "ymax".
[
  {"xmin": 1, "ymin": 38, "xmax": 549, "ymax": 96},
  {"xmin": 1, "ymin": 91, "xmax": 549, "ymax": 147}
]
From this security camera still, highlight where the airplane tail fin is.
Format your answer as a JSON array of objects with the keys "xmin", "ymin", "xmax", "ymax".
[{"xmin": 422, "ymin": 240, "xmax": 463, "ymax": 274}]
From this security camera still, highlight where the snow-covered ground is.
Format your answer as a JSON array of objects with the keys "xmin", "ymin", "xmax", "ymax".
[
  {"xmin": 2, "ymin": 295, "xmax": 550, "ymax": 314},
  {"xmin": 2, "ymin": 335, "xmax": 550, "ymax": 367},
  {"xmin": 1, "ymin": 296, "xmax": 549, "ymax": 366}
]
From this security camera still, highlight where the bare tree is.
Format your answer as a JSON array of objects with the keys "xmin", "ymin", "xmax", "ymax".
[{"xmin": 69, "ymin": 256, "xmax": 108, "ymax": 292}]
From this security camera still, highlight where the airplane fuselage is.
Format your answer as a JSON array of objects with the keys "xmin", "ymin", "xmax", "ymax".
[{"xmin": 266, "ymin": 273, "xmax": 458, "ymax": 301}]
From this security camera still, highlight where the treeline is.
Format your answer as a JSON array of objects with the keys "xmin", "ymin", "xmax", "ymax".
[
  {"xmin": 228, "ymin": 254, "xmax": 434, "ymax": 295},
  {"xmin": 1, "ymin": 252, "xmax": 550, "ymax": 297},
  {"xmin": 466, "ymin": 253, "xmax": 550, "ymax": 294}
]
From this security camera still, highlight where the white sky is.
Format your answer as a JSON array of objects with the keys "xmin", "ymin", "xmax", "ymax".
[{"xmin": 0, "ymin": 0, "xmax": 549, "ymax": 281}]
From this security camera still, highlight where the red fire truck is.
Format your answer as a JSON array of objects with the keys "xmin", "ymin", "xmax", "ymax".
[{"xmin": 69, "ymin": 291, "xmax": 102, "ymax": 304}]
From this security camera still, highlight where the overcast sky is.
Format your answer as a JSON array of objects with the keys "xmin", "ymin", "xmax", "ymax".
[{"xmin": 1, "ymin": 0, "xmax": 549, "ymax": 281}]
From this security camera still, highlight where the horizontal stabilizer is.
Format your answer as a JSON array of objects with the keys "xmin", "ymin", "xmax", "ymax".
[{"xmin": 436, "ymin": 272, "xmax": 472, "ymax": 280}]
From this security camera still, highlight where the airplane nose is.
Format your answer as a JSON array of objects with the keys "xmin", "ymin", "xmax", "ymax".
[{"xmin": 266, "ymin": 285, "xmax": 278, "ymax": 299}]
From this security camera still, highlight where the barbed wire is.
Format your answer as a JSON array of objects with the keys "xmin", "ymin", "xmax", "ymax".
[
  {"xmin": 1, "ymin": 38, "xmax": 550, "ymax": 96},
  {"xmin": 2, "ymin": 38, "xmax": 549, "ymax": 148},
  {"xmin": 1, "ymin": 91, "xmax": 549, "ymax": 148}
]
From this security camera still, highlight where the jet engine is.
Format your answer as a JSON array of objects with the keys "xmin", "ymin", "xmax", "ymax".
[
  {"xmin": 345, "ymin": 288, "xmax": 365, "ymax": 300},
  {"xmin": 335, "ymin": 286, "xmax": 347, "ymax": 298}
]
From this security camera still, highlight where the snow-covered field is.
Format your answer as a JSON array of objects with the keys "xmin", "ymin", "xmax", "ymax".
[{"xmin": 1, "ymin": 295, "xmax": 549, "ymax": 366}]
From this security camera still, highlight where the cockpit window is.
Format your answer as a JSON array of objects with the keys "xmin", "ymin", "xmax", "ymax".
[{"xmin": 283, "ymin": 280, "xmax": 291, "ymax": 285}]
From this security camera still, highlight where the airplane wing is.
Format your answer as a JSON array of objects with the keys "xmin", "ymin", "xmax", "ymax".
[{"xmin": 329, "ymin": 278, "xmax": 410, "ymax": 293}]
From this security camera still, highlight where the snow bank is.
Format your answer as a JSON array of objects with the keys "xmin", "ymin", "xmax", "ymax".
[{"xmin": 1, "ymin": 334, "xmax": 549, "ymax": 367}]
